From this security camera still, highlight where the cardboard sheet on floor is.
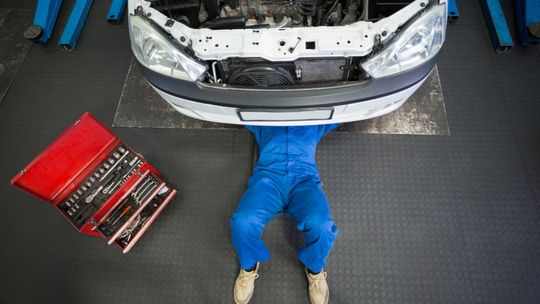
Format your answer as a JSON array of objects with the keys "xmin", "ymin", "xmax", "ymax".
[
  {"xmin": 113, "ymin": 59, "xmax": 449, "ymax": 135},
  {"xmin": 0, "ymin": 8, "xmax": 33, "ymax": 104}
]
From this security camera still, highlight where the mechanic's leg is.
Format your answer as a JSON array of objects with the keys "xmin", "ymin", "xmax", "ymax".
[
  {"xmin": 287, "ymin": 178, "xmax": 338, "ymax": 273},
  {"xmin": 230, "ymin": 173, "xmax": 285, "ymax": 270}
]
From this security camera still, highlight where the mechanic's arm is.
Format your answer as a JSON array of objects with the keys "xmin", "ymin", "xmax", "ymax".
[
  {"xmin": 318, "ymin": 124, "xmax": 341, "ymax": 139},
  {"xmin": 245, "ymin": 125, "xmax": 261, "ymax": 142}
]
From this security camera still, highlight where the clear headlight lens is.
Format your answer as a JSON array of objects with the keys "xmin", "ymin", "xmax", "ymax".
[
  {"xmin": 129, "ymin": 14, "xmax": 207, "ymax": 81},
  {"xmin": 361, "ymin": 3, "xmax": 447, "ymax": 78}
]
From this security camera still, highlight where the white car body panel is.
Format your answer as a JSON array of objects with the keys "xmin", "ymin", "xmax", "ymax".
[
  {"xmin": 151, "ymin": 74, "xmax": 428, "ymax": 126},
  {"xmin": 129, "ymin": 0, "xmax": 433, "ymax": 61}
]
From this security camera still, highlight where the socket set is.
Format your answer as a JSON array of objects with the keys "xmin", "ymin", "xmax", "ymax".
[
  {"xmin": 58, "ymin": 144, "xmax": 143, "ymax": 228},
  {"xmin": 11, "ymin": 113, "xmax": 177, "ymax": 253}
]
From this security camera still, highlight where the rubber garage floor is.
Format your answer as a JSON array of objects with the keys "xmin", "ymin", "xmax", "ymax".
[{"xmin": 1, "ymin": 1, "xmax": 540, "ymax": 303}]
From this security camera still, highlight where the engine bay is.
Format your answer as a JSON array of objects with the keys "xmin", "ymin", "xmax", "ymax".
[
  {"xmin": 145, "ymin": 0, "xmax": 422, "ymax": 87},
  {"xmin": 149, "ymin": 0, "xmax": 416, "ymax": 28}
]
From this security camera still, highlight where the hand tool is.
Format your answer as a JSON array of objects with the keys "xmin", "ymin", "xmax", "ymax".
[
  {"xmin": 111, "ymin": 205, "xmax": 131, "ymax": 227},
  {"xmin": 108, "ymin": 160, "xmax": 142, "ymax": 194},
  {"xmin": 132, "ymin": 177, "xmax": 151, "ymax": 198},
  {"xmin": 76, "ymin": 189, "xmax": 83, "ymax": 196},
  {"xmin": 102, "ymin": 172, "xmax": 118, "ymax": 194},
  {"xmin": 85, "ymin": 186, "xmax": 104, "ymax": 204},
  {"xmin": 120, "ymin": 214, "xmax": 140, "ymax": 238},
  {"xmin": 107, "ymin": 158, "xmax": 115, "ymax": 165},
  {"xmin": 103, "ymin": 163, "xmax": 111, "ymax": 170},
  {"xmin": 128, "ymin": 156, "xmax": 139, "ymax": 167},
  {"xmin": 81, "ymin": 185, "xmax": 88, "ymax": 191},
  {"xmin": 73, "ymin": 194, "xmax": 80, "ymax": 200},
  {"xmin": 135, "ymin": 181, "xmax": 158, "ymax": 205},
  {"xmin": 112, "ymin": 152, "xmax": 120, "ymax": 159},
  {"xmin": 95, "ymin": 196, "xmax": 128, "ymax": 228},
  {"xmin": 99, "ymin": 150, "xmax": 130, "ymax": 182},
  {"xmin": 98, "ymin": 167, "xmax": 106, "ymax": 174},
  {"xmin": 118, "ymin": 146, "xmax": 126, "ymax": 154}
]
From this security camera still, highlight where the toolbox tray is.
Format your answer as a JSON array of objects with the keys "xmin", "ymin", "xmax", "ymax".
[{"xmin": 11, "ymin": 112, "xmax": 177, "ymax": 252}]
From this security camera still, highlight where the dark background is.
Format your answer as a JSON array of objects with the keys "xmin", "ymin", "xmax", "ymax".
[{"xmin": 0, "ymin": 0, "xmax": 539, "ymax": 303}]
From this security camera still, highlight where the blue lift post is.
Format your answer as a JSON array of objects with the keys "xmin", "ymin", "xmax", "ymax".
[
  {"xmin": 23, "ymin": 0, "xmax": 63, "ymax": 43},
  {"xmin": 107, "ymin": 0, "xmax": 128, "ymax": 22},
  {"xmin": 58, "ymin": 0, "xmax": 94, "ymax": 50},
  {"xmin": 514, "ymin": 0, "xmax": 540, "ymax": 45},
  {"xmin": 479, "ymin": 0, "xmax": 514, "ymax": 53},
  {"xmin": 448, "ymin": 0, "xmax": 459, "ymax": 21}
]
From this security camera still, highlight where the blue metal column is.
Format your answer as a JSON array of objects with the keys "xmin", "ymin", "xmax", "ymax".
[
  {"xmin": 58, "ymin": 0, "xmax": 94, "ymax": 50},
  {"xmin": 514, "ymin": 0, "xmax": 540, "ymax": 45},
  {"xmin": 107, "ymin": 0, "xmax": 128, "ymax": 22},
  {"xmin": 479, "ymin": 0, "xmax": 514, "ymax": 53},
  {"xmin": 448, "ymin": 0, "xmax": 459, "ymax": 20},
  {"xmin": 23, "ymin": 0, "xmax": 63, "ymax": 43}
]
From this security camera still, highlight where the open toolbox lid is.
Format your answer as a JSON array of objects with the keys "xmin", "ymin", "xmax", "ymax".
[{"xmin": 11, "ymin": 113, "xmax": 120, "ymax": 205}]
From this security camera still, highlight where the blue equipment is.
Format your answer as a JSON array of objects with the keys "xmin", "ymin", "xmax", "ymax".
[
  {"xmin": 23, "ymin": 0, "xmax": 63, "ymax": 43},
  {"xmin": 479, "ymin": 0, "xmax": 515, "ymax": 53},
  {"xmin": 448, "ymin": 0, "xmax": 459, "ymax": 20},
  {"xmin": 230, "ymin": 125, "xmax": 340, "ymax": 273},
  {"xmin": 514, "ymin": 0, "xmax": 540, "ymax": 45},
  {"xmin": 107, "ymin": 0, "xmax": 128, "ymax": 22},
  {"xmin": 59, "ymin": 0, "xmax": 94, "ymax": 50}
]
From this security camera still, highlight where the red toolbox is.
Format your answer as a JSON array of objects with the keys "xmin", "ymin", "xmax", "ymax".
[{"xmin": 11, "ymin": 112, "xmax": 177, "ymax": 253}]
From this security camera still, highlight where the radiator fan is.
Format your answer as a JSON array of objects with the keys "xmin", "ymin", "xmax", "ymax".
[{"xmin": 228, "ymin": 66, "xmax": 295, "ymax": 87}]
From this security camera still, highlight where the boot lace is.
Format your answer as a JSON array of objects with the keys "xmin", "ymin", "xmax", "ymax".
[
  {"xmin": 240, "ymin": 271, "xmax": 259, "ymax": 288},
  {"xmin": 309, "ymin": 272, "xmax": 327, "ymax": 294}
]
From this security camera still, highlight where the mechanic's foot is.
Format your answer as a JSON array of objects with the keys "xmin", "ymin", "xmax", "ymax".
[
  {"xmin": 306, "ymin": 268, "xmax": 329, "ymax": 304},
  {"xmin": 234, "ymin": 263, "xmax": 260, "ymax": 304}
]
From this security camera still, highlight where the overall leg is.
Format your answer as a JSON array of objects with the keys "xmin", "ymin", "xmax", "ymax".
[
  {"xmin": 287, "ymin": 177, "xmax": 338, "ymax": 273},
  {"xmin": 230, "ymin": 173, "xmax": 285, "ymax": 270}
]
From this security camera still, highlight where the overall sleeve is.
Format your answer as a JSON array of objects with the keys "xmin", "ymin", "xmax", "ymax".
[
  {"xmin": 245, "ymin": 125, "xmax": 261, "ymax": 142},
  {"xmin": 317, "ymin": 123, "xmax": 341, "ymax": 139}
]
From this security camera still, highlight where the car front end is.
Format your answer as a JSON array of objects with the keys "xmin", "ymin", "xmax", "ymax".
[{"xmin": 127, "ymin": 0, "xmax": 447, "ymax": 125}]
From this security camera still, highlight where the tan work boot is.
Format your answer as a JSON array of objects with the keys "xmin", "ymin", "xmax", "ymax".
[
  {"xmin": 234, "ymin": 263, "xmax": 260, "ymax": 304},
  {"xmin": 306, "ymin": 268, "xmax": 329, "ymax": 304}
]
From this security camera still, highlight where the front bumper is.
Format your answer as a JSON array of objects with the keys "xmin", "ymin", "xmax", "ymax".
[{"xmin": 139, "ymin": 55, "xmax": 437, "ymax": 126}]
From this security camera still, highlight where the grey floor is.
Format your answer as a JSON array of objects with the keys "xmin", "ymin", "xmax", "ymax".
[{"xmin": 1, "ymin": 0, "xmax": 540, "ymax": 303}]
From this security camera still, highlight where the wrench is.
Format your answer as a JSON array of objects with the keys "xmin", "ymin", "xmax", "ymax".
[{"xmin": 85, "ymin": 186, "xmax": 104, "ymax": 204}]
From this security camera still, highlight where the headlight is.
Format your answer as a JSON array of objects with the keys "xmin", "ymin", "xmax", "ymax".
[
  {"xmin": 129, "ymin": 14, "xmax": 207, "ymax": 81},
  {"xmin": 361, "ymin": 3, "xmax": 447, "ymax": 78}
]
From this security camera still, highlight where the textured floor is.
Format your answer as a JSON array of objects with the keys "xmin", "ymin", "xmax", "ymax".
[
  {"xmin": 0, "ymin": 8, "xmax": 32, "ymax": 103},
  {"xmin": 1, "ymin": 0, "xmax": 540, "ymax": 303}
]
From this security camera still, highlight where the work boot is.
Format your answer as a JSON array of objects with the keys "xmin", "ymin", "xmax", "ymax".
[
  {"xmin": 234, "ymin": 263, "xmax": 260, "ymax": 304},
  {"xmin": 306, "ymin": 268, "xmax": 329, "ymax": 304}
]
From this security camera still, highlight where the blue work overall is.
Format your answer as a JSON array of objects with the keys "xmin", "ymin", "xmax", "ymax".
[{"xmin": 230, "ymin": 125, "xmax": 340, "ymax": 273}]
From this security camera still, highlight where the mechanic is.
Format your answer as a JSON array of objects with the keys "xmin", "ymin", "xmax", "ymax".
[{"xmin": 231, "ymin": 124, "xmax": 340, "ymax": 304}]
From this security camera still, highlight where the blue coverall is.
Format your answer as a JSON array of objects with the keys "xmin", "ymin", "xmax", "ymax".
[{"xmin": 230, "ymin": 125, "xmax": 340, "ymax": 273}]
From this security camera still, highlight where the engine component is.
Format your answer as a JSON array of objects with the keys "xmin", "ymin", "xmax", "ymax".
[
  {"xmin": 340, "ymin": 1, "xmax": 358, "ymax": 25},
  {"xmin": 202, "ymin": 16, "xmax": 246, "ymax": 29},
  {"xmin": 150, "ymin": 0, "xmax": 202, "ymax": 27},
  {"xmin": 228, "ymin": 66, "xmax": 295, "ymax": 87}
]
